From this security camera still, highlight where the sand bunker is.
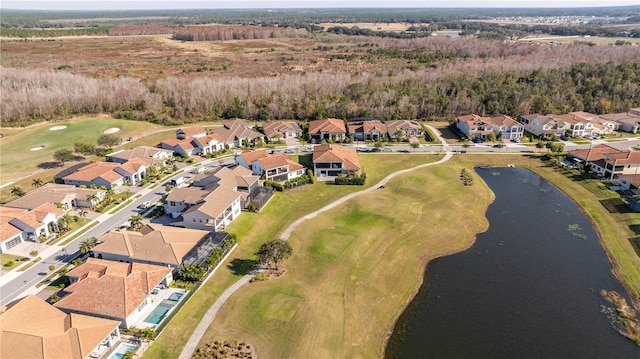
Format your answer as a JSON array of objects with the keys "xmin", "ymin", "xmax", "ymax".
[
  {"xmin": 49, "ymin": 126, "xmax": 67, "ymax": 131},
  {"xmin": 30, "ymin": 146, "xmax": 44, "ymax": 151},
  {"xmin": 104, "ymin": 127, "xmax": 120, "ymax": 134}
]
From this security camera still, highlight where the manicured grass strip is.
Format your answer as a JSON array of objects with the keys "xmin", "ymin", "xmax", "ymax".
[
  {"xmin": 59, "ymin": 221, "xmax": 100, "ymax": 245},
  {"xmin": 0, "ymin": 254, "xmax": 28, "ymax": 270},
  {"xmin": 18, "ymin": 257, "xmax": 41, "ymax": 272}
]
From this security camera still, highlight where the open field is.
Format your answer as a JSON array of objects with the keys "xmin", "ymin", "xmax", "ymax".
[
  {"xmin": 144, "ymin": 153, "xmax": 640, "ymax": 359},
  {"xmin": 520, "ymin": 35, "xmax": 640, "ymax": 45}
]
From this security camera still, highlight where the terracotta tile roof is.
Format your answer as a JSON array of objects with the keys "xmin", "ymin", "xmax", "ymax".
[
  {"xmin": 458, "ymin": 114, "xmax": 519, "ymax": 127},
  {"xmin": 93, "ymin": 224, "xmax": 212, "ymax": 266},
  {"xmin": 600, "ymin": 112, "xmax": 640, "ymax": 125},
  {"xmin": 108, "ymin": 146, "xmax": 173, "ymax": 163},
  {"xmin": 348, "ymin": 120, "xmax": 387, "ymax": 135},
  {"xmin": 239, "ymin": 149, "xmax": 269, "ymax": 165},
  {"xmin": 177, "ymin": 126, "xmax": 207, "ymax": 138},
  {"xmin": 313, "ymin": 144, "xmax": 360, "ymax": 170},
  {"xmin": 161, "ymin": 138, "xmax": 195, "ymax": 150},
  {"xmin": 1, "ymin": 295, "xmax": 119, "ymax": 359},
  {"xmin": 212, "ymin": 124, "xmax": 263, "ymax": 144},
  {"xmin": 487, "ymin": 114, "xmax": 519, "ymax": 127},
  {"xmin": 619, "ymin": 174, "xmax": 640, "ymax": 188},
  {"xmin": 569, "ymin": 111, "xmax": 599, "ymax": 120},
  {"xmin": 184, "ymin": 186, "xmax": 241, "ymax": 218},
  {"xmin": 212, "ymin": 166, "xmax": 258, "ymax": 189},
  {"xmin": 549, "ymin": 113, "xmax": 587, "ymax": 124},
  {"xmin": 5, "ymin": 184, "xmax": 104, "ymax": 211},
  {"xmin": 63, "ymin": 162, "xmax": 123, "ymax": 184},
  {"xmin": 569, "ymin": 144, "xmax": 623, "ymax": 162},
  {"xmin": 262, "ymin": 121, "xmax": 302, "ymax": 138},
  {"xmin": 55, "ymin": 258, "xmax": 171, "ymax": 320},
  {"xmin": 0, "ymin": 207, "xmax": 26, "ymax": 241},
  {"xmin": 604, "ymin": 150, "xmax": 640, "ymax": 165},
  {"xmin": 257, "ymin": 153, "xmax": 304, "ymax": 171},
  {"xmin": 223, "ymin": 119, "xmax": 252, "ymax": 129},
  {"xmin": 385, "ymin": 120, "xmax": 422, "ymax": 134},
  {"xmin": 116, "ymin": 157, "xmax": 149, "ymax": 175},
  {"xmin": 308, "ymin": 118, "xmax": 346, "ymax": 135},
  {"xmin": 6, "ymin": 203, "xmax": 63, "ymax": 230}
]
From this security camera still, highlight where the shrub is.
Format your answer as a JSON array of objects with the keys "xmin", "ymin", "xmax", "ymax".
[
  {"xmin": 48, "ymin": 265, "xmax": 56, "ymax": 271},
  {"xmin": 30, "ymin": 250, "xmax": 39, "ymax": 257},
  {"xmin": 4, "ymin": 261, "xmax": 14, "ymax": 267},
  {"xmin": 334, "ymin": 172, "xmax": 366, "ymax": 185}
]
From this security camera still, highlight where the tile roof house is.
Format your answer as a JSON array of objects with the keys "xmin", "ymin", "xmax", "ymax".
[
  {"xmin": 617, "ymin": 174, "xmax": 640, "ymax": 191},
  {"xmin": 63, "ymin": 159, "xmax": 149, "ymax": 189},
  {"xmin": 106, "ymin": 146, "xmax": 174, "ymax": 166},
  {"xmin": 385, "ymin": 120, "xmax": 424, "ymax": 140},
  {"xmin": 518, "ymin": 114, "xmax": 571, "ymax": 138},
  {"xmin": 176, "ymin": 125, "xmax": 207, "ymax": 139},
  {"xmin": 160, "ymin": 134, "xmax": 224, "ymax": 157},
  {"xmin": 347, "ymin": 120, "xmax": 388, "ymax": 142},
  {"xmin": 164, "ymin": 187, "xmax": 214, "ymax": 217},
  {"xmin": 210, "ymin": 120, "xmax": 264, "ymax": 149},
  {"xmin": 4, "ymin": 183, "xmax": 105, "ymax": 211},
  {"xmin": 599, "ymin": 110, "xmax": 640, "ymax": 134},
  {"xmin": 567, "ymin": 144, "xmax": 640, "ymax": 179},
  {"xmin": 236, "ymin": 150, "xmax": 305, "ymax": 183},
  {"xmin": 262, "ymin": 121, "xmax": 302, "ymax": 142},
  {"xmin": 191, "ymin": 166, "xmax": 263, "ymax": 208},
  {"xmin": 548, "ymin": 113, "xmax": 595, "ymax": 138},
  {"xmin": 1, "ymin": 203, "xmax": 63, "ymax": 252},
  {"xmin": 313, "ymin": 144, "xmax": 361, "ymax": 180},
  {"xmin": 92, "ymin": 224, "xmax": 220, "ymax": 268},
  {"xmin": 180, "ymin": 185, "xmax": 243, "ymax": 231},
  {"xmin": 308, "ymin": 118, "xmax": 347, "ymax": 143},
  {"xmin": 54, "ymin": 258, "xmax": 173, "ymax": 328},
  {"xmin": 0, "ymin": 295, "xmax": 121, "ymax": 359},
  {"xmin": 457, "ymin": 114, "xmax": 523, "ymax": 141}
]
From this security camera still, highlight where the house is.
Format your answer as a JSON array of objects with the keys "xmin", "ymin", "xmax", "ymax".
[
  {"xmin": 262, "ymin": 121, "xmax": 302, "ymax": 142},
  {"xmin": 568, "ymin": 111, "xmax": 617, "ymax": 135},
  {"xmin": 385, "ymin": 120, "xmax": 424, "ymax": 140},
  {"xmin": 54, "ymin": 258, "xmax": 173, "ymax": 329},
  {"xmin": 179, "ymin": 186, "xmax": 243, "ymax": 231},
  {"xmin": 210, "ymin": 119, "xmax": 264, "ymax": 148},
  {"xmin": 176, "ymin": 125, "xmax": 207, "ymax": 139},
  {"xmin": 0, "ymin": 295, "xmax": 121, "ymax": 359},
  {"xmin": 550, "ymin": 113, "xmax": 594, "ymax": 138},
  {"xmin": 107, "ymin": 146, "xmax": 174, "ymax": 167},
  {"xmin": 92, "ymin": 224, "xmax": 225, "ymax": 268},
  {"xmin": 308, "ymin": 118, "xmax": 347, "ymax": 143},
  {"xmin": 192, "ymin": 166, "xmax": 264, "ymax": 208},
  {"xmin": 313, "ymin": 144, "xmax": 361, "ymax": 180},
  {"xmin": 568, "ymin": 144, "xmax": 628, "ymax": 178},
  {"xmin": 1, "ymin": 203, "xmax": 63, "ymax": 252},
  {"xmin": 518, "ymin": 114, "xmax": 571, "ymax": 138},
  {"xmin": 600, "ymin": 110, "xmax": 640, "ymax": 134},
  {"xmin": 237, "ymin": 150, "xmax": 306, "ymax": 183},
  {"xmin": 598, "ymin": 150, "xmax": 640, "ymax": 180},
  {"xmin": 160, "ymin": 134, "xmax": 224, "ymax": 157},
  {"xmin": 617, "ymin": 174, "xmax": 640, "ymax": 192},
  {"xmin": 164, "ymin": 187, "xmax": 213, "ymax": 217},
  {"xmin": 347, "ymin": 120, "xmax": 388, "ymax": 141},
  {"xmin": 63, "ymin": 159, "xmax": 149, "ymax": 189},
  {"xmin": 457, "ymin": 114, "xmax": 523, "ymax": 141},
  {"xmin": 5, "ymin": 183, "xmax": 105, "ymax": 211}
]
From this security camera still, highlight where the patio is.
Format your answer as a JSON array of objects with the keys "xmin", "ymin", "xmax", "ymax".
[{"xmin": 132, "ymin": 287, "xmax": 188, "ymax": 330}]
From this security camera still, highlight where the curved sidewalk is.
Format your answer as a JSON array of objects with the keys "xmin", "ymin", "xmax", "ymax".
[{"xmin": 178, "ymin": 125, "xmax": 452, "ymax": 359}]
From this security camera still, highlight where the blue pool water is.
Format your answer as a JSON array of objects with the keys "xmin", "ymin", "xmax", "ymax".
[
  {"xmin": 167, "ymin": 292, "xmax": 184, "ymax": 301},
  {"xmin": 108, "ymin": 343, "xmax": 138, "ymax": 359},
  {"xmin": 144, "ymin": 301, "xmax": 174, "ymax": 324}
]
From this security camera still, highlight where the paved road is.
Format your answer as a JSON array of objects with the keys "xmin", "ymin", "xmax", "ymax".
[{"xmin": 0, "ymin": 156, "xmax": 236, "ymax": 306}]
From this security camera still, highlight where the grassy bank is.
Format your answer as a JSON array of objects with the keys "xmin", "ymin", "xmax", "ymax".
[
  {"xmin": 146, "ymin": 153, "xmax": 640, "ymax": 359},
  {"xmin": 143, "ymin": 153, "xmax": 440, "ymax": 359}
]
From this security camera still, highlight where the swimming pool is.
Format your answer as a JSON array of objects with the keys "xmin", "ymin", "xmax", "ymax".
[
  {"xmin": 167, "ymin": 291, "xmax": 184, "ymax": 302},
  {"xmin": 144, "ymin": 300, "xmax": 174, "ymax": 325},
  {"xmin": 108, "ymin": 343, "xmax": 138, "ymax": 359}
]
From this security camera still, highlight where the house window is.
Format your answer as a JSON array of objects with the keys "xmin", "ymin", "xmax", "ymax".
[
  {"xmin": 193, "ymin": 218, "xmax": 196, "ymax": 222},
  {"xmin": 199, "ymin": 218, "xmax": 203, "ymax": 223}
]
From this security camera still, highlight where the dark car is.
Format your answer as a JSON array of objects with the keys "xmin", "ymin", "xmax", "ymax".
[{"xmin": 399, "ymin": 149, "xmax": 410, "ymax": 153}]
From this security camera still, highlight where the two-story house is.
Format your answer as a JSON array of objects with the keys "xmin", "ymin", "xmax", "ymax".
[
  {"xmin": 210, "ymin": 119, "xmax": 264, "ymax": 148},
  {"xmin": 457, "ymin": 114, "xmax": 523, "ymax": 141},
  {"xmin": 1, "ymin": 203, "xmax": 63, "ymax": 252},
  {"xmin": 347, "ymin": 119, "xmax": 388, "ymax": 142},
  {"xmin": 313, "ymin": 144, "xmax": 361, "ymax": 180},
  {"xmin": 262, "ymin": 121, "xmax": 303, "ymax": 142},
  {"xmin": 107, "ymin": 146, "xmax": 174, "ymax": 167},
  {"xmin": 237, "ymin": 150, "xmax": 305, "ymax": 183}
]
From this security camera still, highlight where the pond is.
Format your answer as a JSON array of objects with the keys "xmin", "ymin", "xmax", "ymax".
[{"xmin": 386, "ymin": 167, "xmax": 639, "ymax": 358}]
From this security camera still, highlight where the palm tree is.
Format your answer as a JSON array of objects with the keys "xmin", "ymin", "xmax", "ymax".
[
  {"xmin": 129, "ymin": 214, "xmax": 143, "ymax": 231},
  {"xmin": 79, "ymin": 237, "xmax": 98, "ymax": 254},
  {"xmin": 10, "ymin": 186, "xmax": 25, "ymax": 197},
  {"xmin": 87, "ymin": 194, "xmax": 98, "ymax": 209},
  {"xmin": 32, "ymin": 178, "xmax": 44, "ymax": 188},
  {"xmin": 78, "ymin": 209, "xmax": 88, "ymax": 220}
]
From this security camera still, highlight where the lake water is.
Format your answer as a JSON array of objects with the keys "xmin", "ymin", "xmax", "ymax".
[{"xmin": 386, "ymin": 167, "xmax": 639, "ymax": 358}]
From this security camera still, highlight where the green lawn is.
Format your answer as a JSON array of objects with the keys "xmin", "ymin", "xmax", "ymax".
[
  {"xmin": 146, "ymin": 153, "xmax": 640, "ymax": 359},
  {"xmin": 0, "ymin": 116, "xmax": 169, "ymax": 183},
  {"xmin": 1, "ymin": 253, "xmax": 29, "ymax": 270},
  {"xmin": 143, "ymin": 153, "xmax": 444, "ymax": 359}
]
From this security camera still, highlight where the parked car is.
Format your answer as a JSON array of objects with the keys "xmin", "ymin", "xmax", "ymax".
[
  {"xmin": 303, "ymin": 147, "xmax": 313, "ymax": 152},
  {"xmin": 140, "ymin": 201, "xmax": 152, "ymax": 209},
  {"xmin": 382, "ymin": 147, "xmax": 392, "ymax": 152},
  {"xmin": 285, "ymin": 149, "xmax": 295, "ymax": 154},
  {"xmin": 399, "ymin": 149, "xmax": 410, "ymax": 153}
]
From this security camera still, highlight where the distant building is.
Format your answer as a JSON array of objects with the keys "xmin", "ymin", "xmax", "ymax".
[
  {"xmin": 308, "ymin": 119, "xmax": 347, "ymax": 143},
  {"xmin": 312, "ymin": 144, "xmax": 361, "ymax": 180}
]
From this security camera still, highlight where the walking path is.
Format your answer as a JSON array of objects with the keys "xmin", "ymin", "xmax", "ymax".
[{"xmin": 177, "ymin": 125, "xmax": 452, "ymax": 358}]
